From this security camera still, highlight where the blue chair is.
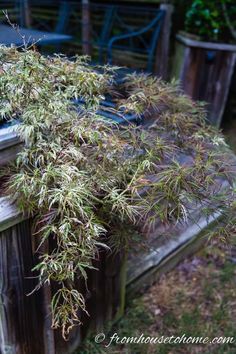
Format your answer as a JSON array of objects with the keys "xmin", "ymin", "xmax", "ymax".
[
  {"xmin": 106, "ymin": 9, "xmax": 165, "ymax": 73},
  {"xmin": 35, "ymin": 2, "xmax": 166, "ymax": 73},
  {"xmin": 3, "ymin": 2, "xmax": 168, "ymax": 74},
  {"xmin": 90, "ymin": 4, "xmax": 166, "ymax": 73}
]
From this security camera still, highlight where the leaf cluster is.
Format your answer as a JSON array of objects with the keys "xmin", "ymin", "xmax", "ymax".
[{"xmin": 184, "ymin": 0, "xmax": 236, "ymax": 42}]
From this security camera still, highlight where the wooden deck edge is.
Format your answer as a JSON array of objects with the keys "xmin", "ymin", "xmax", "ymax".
[
  {"xmin": 0, "ymin": 126, "xmax": 20, "ymax": 151},
  {"xmin": 0, "ymin": 134, "xmax": 20, "ymax": 151},
  {"xmin": 0, "ymin": 197, "xmax": 26, "ymax": 233},
  {"xmin": 0, "ymin": 124, "xmax": 22, "ymax": 165},
  {"xmin": 126, "ymin": 211, "xmax": 221, "ymax": 285},
  {"xmin": 126, "ymin": 212, "xmax": 222, "ymax": 297}
]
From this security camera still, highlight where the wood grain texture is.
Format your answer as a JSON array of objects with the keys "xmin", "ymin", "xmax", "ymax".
[
  {"xmin": 0, "ymin": 144, "xmax": 23, "ymax": 167},
  {"xmin": 126, "ymin": 226, "xmax": 210, "ymax": 298},
  {"xmin": 0, "ymin": 132, "xmax": 20, "ymax": 151},
  {"xmin": 172, "ymin": 37, "xmax": 236, "ymax": 127},
  {"xmin": 0, "ymin": 197, "xmax": 25, "ymax": 233},
  {"xmin": 0, "ymin": 125, "xmax": 22, "ymax": 166},
  {"xmin": 0, "ymin": 220, "xmax": 44, "ymax": 354},
  {"xmin": 177, "ymin": 34, "xmax": 236, "ymax": 52},
  {"xmin": 126, "ymin": 210, "xmax": 221, "ymax": 294},
  {"xmin": 0, "ymin": 212, "xmax": 127, "ymax": 353}
]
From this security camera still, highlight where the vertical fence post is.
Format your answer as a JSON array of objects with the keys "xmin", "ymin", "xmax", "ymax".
[
  {"xmin": 19, "ymin": 0, "xmax": 31, "ymax": 27},
  {"xmin": 155, "ymin": 3, "xmax": 173, "ymax": 80},
  {"xmin": 82, "ymin": 0, "xmax": 92, "ymax": 56}
]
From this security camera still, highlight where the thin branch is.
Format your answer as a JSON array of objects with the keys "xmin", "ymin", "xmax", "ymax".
[{"xmin": 3, "ymin": 10, "xmax": 43, "ymax": 49}]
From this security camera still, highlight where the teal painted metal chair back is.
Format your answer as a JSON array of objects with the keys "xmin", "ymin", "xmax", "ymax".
[
  {"xmin": 42, "ymin": 2, "xmax": 166, "ymax": 73},
  {"xmin": 1, "ymin": 2, "xmax": 167, "ymax": 73},
  {"xmin": 105, "ymin": 5, "xmax": 165, "ymax": 72},
  {"xmin": 55, "ymin": 1, "xmax": 72, "ymax": 34}
]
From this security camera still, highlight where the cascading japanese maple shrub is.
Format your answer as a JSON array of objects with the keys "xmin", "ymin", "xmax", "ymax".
[{"xmin": 0, "ymin": 46, "xmax": 235, "ymax": 339}]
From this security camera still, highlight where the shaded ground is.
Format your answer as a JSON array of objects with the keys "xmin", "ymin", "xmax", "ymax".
[{"xmin": 80, "ymin": 241, "xmax": 236, "ymax": 354}]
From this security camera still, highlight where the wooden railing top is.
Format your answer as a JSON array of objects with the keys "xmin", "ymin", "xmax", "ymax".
[
  {"xmin": 176, "ymin": 34, "xmax": 236, "ymax": 52},
  {"xmin": 0, "ymin": 124, "xmax": 22, "ymax": 166},
  {"xmin": 0, "ymin": 197, "xmax": 25, "ymax": 233},
  {"xmin": 0, "ymin": 125, "xmax": 20, "ymax": 152},
  {"xmin": 126, "ymin": 209, "xmax": 222, "ymax": 289}
]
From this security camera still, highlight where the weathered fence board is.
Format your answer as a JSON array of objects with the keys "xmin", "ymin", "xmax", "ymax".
[
  {"xmin": 0, "ymin": 219, "xmax": 44, "ymax": 354},
  {"xmin": 0, "ymin": 198, "xmax": 24, "ymax": 233}
]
